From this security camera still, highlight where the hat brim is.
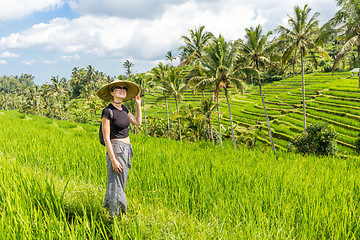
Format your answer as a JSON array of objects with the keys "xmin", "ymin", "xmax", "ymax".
[{"xmin": 96, "ymin": 79, "xmax": 140, "ymax": 102}]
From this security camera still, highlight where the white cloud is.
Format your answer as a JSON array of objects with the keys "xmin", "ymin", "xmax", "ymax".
[
  {"xmin": 0, "ymin": 59, "xmax": 7, "ymax": 64},
  {"xmin": 0, "ymin": 0, "xmax": 265, "ymax": 61},
  {"xmin": 0, "ymin": 0, "xmax": 65, "ymax": 21},
  {"xmin": 44, "ymin": 60, "xmax": 59, "ymax": 64},
  {"xmin": 61, "ymin": 54, "xmax": 80, "ymax": 61},
  {"xmin": 21, "ymin": 59, "xmax": 36, "ymax": 65},
  {"xmin": 0, "ymin": 51, "xmax": 19, "ymax": 58},
  {"xmin": 69, "ymin": 0, "xmax": 182, "ymax": 19}
]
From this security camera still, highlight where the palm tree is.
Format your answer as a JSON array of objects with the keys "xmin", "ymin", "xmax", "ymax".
[
  {"xmin": 163, "ymin": 66, "xmax": 187, "ymax": 140},
  {"xmin": 40, "ymin": 83, "xmax": 53, "ymax": 117},
  {"xmin": 179, "ymin": 26, "xmax": 214, "ymax": 99},
  {"xmin": 0, "ymin": 92, "xmax": 8, "ymax": 110},
  {"xmin": 240, "ymin": 25, "xmax": 276, "ymax": 153},
  {"xmin": 165, "ymin": 51, "xmax": 176, "ymax": 65},
  {"xmin": 199, "ymin": 97, "xmax": 217, "ymax": 143},
  {"xmin": 148, "ymin": 63, "xmax": 172, "ymax": 133},
  {"xmin": 178, "ymin": 25, "xmax": 214, "ymax": 66},
  {"xmin": 277, "ymin": 4, "xmax": 328, "ymax": 131},
  {"xmin": 86, "ymin": 65, "xmax": 97, "ymax": 92},
  {"xmin": 191, "ymin": 35, "xmax": 256, "ymax": 147},
  {"xmin": 50, "ymin": 76, "xmax": 66, "ymax": 120},
  {"xmin": 132, "ymin": 73, "xmax": 156, "ymax": 135},
  {"xmin": 322, "ymin": 0, "xmax": 360, "ymax": 88},
  {"xmin": 21, "ymin": 85, "xmax": 43, "ymax": 116},
  {"xmin": 123, "ymin": 60, "xmax": 134, "ymax": 78},
  {"xmin": 178, "ymin": 102, "xmax": 203, "ymax": 141}
]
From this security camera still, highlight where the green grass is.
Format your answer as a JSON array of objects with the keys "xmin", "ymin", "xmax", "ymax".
[{"xmin": 1, "ymin": 110, "xmax": 360, "ymax": 238}]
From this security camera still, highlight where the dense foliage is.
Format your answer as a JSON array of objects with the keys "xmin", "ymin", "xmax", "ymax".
[
  {"xmin": 288, "ymin": 123, "xmax": 338, "ymax": 156},
  {"xmin": 0, "ymin": 74, "xmax": 36, "ymax": 110}
]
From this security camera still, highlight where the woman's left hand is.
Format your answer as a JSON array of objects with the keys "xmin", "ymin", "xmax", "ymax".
[{"xmin": 135, "ymin": 95, "xmax": 141, "ymax": 106}]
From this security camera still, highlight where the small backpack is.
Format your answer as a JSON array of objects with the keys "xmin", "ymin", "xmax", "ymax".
[{"xmin": 99, "ymin": 109, "xmax": 113, "ymax": 146}]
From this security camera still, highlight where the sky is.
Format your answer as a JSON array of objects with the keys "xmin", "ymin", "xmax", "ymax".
[{"xmin": 0, "ymin": 0, "xmax": 339, "ymax": 85}]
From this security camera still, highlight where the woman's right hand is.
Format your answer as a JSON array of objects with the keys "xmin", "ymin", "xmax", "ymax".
[{"xmin": 112, "ymin": 159, "xmax": 123, "ymax": 174}]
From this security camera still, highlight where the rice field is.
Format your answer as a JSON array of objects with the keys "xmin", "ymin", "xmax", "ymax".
[
  {"xmin": 1, "ymin": 110, "xmax": 360, "ymax": 239},
  {"xmin": 234, "ymin": 73, "xmax": 359, "ymax": 153},
  {"xmin": 148, "ymin": 72, "xmax": 360, "ymax": 154}
]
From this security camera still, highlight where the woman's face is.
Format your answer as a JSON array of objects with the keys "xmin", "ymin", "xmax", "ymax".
[{"xmin": 111, "ymin": 84, "xmax": 127, "ymax": 100}]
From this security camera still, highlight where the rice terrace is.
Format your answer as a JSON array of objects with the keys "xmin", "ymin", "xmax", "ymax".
[{"xmin": 1, "ymin": 0, "xmax": 360, "ymax": 239}]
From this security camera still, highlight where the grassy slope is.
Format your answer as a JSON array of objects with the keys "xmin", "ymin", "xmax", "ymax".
[
  {"xmin": 0, "ymin": 110, "xmax": 360, "ymax": 239},
  {"xmin": 143, "ymin": 72, "xmax": 359, "ymax": 154}
]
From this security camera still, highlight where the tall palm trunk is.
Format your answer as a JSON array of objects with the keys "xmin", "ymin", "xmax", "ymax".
[
  {"xmin": 358, "ymin": 44, "xmax": 360, "ymax": 89},
  {"xmin": 36, "ymin": 98, "xmax": 40, "ymax": 116},
  {"xmin": 224, "ymin": 88, "xmax": 236, "ymax": 148},
  {"xmin": 175, "ymin": 97, "xmax": 182, "ymax": 141},
  {"xmin": 301, "ymin": 49, "xmax": 306, "ymax": 131},
  {"xmin": 59, "ymin": 101, "xmax": 64, "ymax": 121},
  {"xmin": 143, "ymin": 96, "xmax": 148, "ymax": 135},
  {"xmin": 259, "ymin": 78, "xmax": 276, "ymax": 153},
  {"xmin": 165, "ymin": 95, "xmax": 170, "ymax": 134},
  {"xmin": 208, "ymin": 120, "xmax": 214, "ymax": 144},
  {"xmin": 94, "ymin": 105, "xmax": 97, "ymax": 124},
  {"xmin": 216, "ymin": 93, "xmax": 222, "ymax": 146}
]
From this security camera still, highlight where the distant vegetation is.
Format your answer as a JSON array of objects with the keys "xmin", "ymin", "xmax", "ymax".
[{"xmin": 1, "ymin": 1, "xmax": 360, "ymax": 155}]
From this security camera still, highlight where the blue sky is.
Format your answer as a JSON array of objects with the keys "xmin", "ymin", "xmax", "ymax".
[{"xmin": 0, "ymin": 0, "xmax": 338, "ymax": 85}]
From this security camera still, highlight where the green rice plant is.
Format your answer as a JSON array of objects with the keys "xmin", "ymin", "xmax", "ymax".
[
  {"xmin": 277, "ymin": 115, "xmax": 302, "ymax": 124},
  {"xmin": 232, "ymin": 111, "xmax": 266, "ymax": 122},
  {"xmin": 331, "ymin": 125, "xmax": 359, "ymax": 139},
  {"xmin": 276, "ymin": 92, "xmax": 310, "ymax": 100},
  {"xmin": 307, "ymin": 109, "xmax": 360, "ymax": 128},
  {"xmin": 271, "ymin": 122, "xmax": 301, "ymax": 137},
  {"xmin": 259, "ymin": 102, "xmax": 294, "ymax": 109},
  {"xmin": 311, "ymin": 100, "xmax": 360, "ymax": 114},
  {"xmin": 307, "ymin": 104, "xmax": 360, "ymax": 121},
  {"xmin": 1, "ymin": 110, "xmax": 360, "ymax": 238},
  {"xmin": 328, "ymin": 87, "xmax": 360, "ymax": 93},
  {"xmin": 243, "ymin": 105, "xmax": 281, "ymax": 116},
  {"xmin": 315, "ymin": 96, "xmax": 360, "ymax": 108},
  {"xmin": 324, "ymin": 90, "xmax": 360, "ymax": 99},
  {"xmin": 336, "ymin": 132, "xmax": 357, "ymax": 145},
  {"xmin": 285, "ymin": 112, "xmax": 358, "ymax": 149}
]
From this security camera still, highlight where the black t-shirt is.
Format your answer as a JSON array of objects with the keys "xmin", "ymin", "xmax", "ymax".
[{"xmin": 101, "ymin": 104, "xmax": 130, "ymax": 139}]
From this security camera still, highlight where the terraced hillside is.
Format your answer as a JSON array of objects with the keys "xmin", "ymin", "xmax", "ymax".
[{"xmin": 144, "ymin": 72, "xmax": 359, "ymax": 154}]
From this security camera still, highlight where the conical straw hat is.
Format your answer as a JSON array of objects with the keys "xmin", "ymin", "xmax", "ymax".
[{"xmin": 96, "ymin": 79, "xmax": 139, "ymax": 102}]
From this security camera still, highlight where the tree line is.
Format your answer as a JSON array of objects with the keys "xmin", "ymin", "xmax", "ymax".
[{"xmin": 1, "ymin": 2, "xmax": 360, "ymax": 152}]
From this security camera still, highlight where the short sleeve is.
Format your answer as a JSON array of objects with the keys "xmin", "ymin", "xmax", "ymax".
[
  {"xmin": 122, "ymin": 105, "xmax": 129, "ymax": 114},
  {"xmin": 102, "ymin": 107, "xmax": 111, "ymax": 120}
]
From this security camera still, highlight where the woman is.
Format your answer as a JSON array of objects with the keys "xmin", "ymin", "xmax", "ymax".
[{"xmin": 96, "ymin": 79, "xmax": 142, "ymax": 218}]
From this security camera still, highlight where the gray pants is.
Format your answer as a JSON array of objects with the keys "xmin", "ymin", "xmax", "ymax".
[{"xmin": 103, "ymin": 140, "xmax": 133, "ymax": 217}]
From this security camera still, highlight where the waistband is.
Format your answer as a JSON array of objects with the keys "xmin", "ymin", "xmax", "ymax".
[{"xmin": 110, "ymin": 139, "xmax": 132, "ymax": 147}]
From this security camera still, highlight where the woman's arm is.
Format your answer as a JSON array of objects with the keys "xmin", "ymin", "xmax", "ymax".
[
  {"xmin": 128, "ymin": 95, "xmax": 142, "ymax": 126},
  {"xmin": 102, "ymin": 117, "xmax": 122, "ymax": 173}
]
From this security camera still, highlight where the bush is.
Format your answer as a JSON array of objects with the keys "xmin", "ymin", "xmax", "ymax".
[
  {"xmin": 288, "ymin": 123, "xmax": 338, "ymax": 156},
  {"xmin": 355, "ymin": 133, "xmax": 360, "ymax": 154},
  {"xmin": 322, "ymin": 62, "xmax": 333, "ymax": 73}
]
